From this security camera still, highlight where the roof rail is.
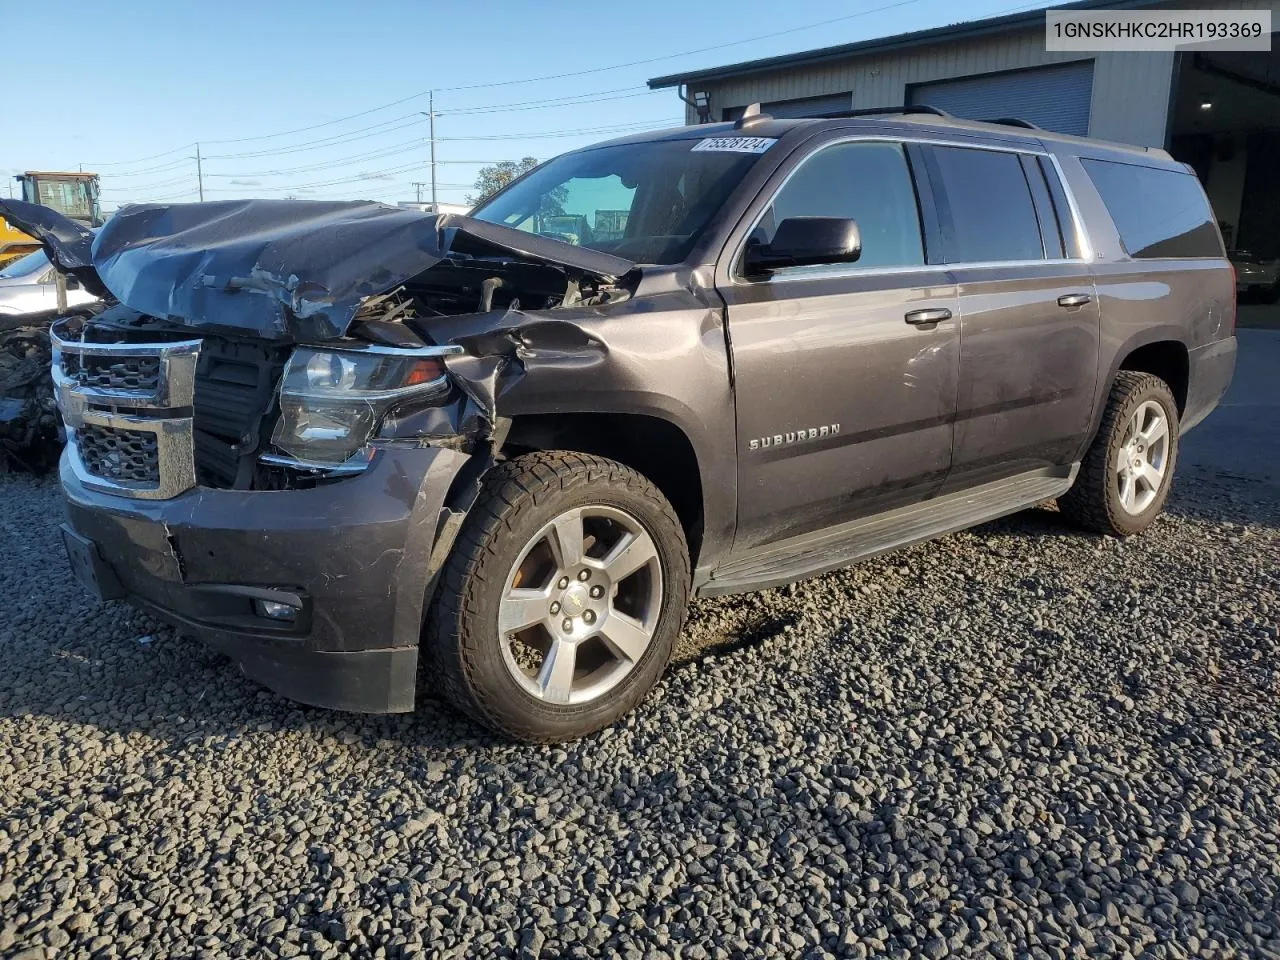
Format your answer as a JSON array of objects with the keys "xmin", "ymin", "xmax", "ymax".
[
  {"xmin": 989, "ymin": 116, "xmax": 1042, "ymax": 130},
  {"xmin": 810, "ymin": 104, "xmax": 953, "ymax": 119}
]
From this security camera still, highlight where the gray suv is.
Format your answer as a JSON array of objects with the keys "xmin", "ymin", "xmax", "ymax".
[{"xmin": 2, "ymin": 107, "xmax": 1236, "ymax": 742}]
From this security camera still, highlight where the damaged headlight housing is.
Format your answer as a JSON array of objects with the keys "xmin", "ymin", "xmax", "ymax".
[{"xmin": 271, "ymin": 345, "xmax": 456, "ymax": 466}]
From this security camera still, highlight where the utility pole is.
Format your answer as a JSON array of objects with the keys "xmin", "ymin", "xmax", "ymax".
[
  {"xmin": 196, "ymin": 142, "xmax": 204, "ymax": 202},
  {"xmin": 429, "ymin": 92, "xmax": 437, "ymax": 211},
  {"xmin": 411, "ymin": 181, "xmax": 427, "ymax": 204},
  {"xmin": 419, "ymin": 96, "xmax": 438, "ymax": 211}
]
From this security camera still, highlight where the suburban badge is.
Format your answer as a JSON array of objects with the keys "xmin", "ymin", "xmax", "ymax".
[{"xmin": 749, "ymin": 424, "xmax": 840, "ymax": 451}]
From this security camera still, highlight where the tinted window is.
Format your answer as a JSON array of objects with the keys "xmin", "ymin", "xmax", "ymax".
[
  {"xmin": 756, "ymin": 141, "xmax": 924, "ymax": 271},
  {"xmin": 929, "ymin": 146, "xmax": 1045, "ymax": 262},
  {"xmin": 1081, "ymin": 158, "xmax": 1222, "ymax": 259}
]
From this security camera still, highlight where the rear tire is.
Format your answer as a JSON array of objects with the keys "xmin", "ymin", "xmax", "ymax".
[
  {"xmin": 426, "ymin": 451, "xmax": 690, "ymax": 742},
  {"xmin": 1058, "ymin": 371, "xmax": 1179, "ymax": 536}
]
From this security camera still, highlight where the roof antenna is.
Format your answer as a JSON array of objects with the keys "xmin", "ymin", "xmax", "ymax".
[{"xmin": 735, "ymin": 102, "xmax": 772, "ymax": 129}]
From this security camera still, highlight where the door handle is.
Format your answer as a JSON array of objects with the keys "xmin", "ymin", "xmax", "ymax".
[
  {"xmin": 904, "ymin": 307, "xmax": 953, "ymax": 326},
  {"xmin": 1057, "ymin": 293, "xmax": 1092, "ymax": 308}
]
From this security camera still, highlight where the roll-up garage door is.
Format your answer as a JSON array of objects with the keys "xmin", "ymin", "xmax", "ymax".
[{"xmin": 908, "ymin": 61, "xmax": 1094, "ymax": 136}]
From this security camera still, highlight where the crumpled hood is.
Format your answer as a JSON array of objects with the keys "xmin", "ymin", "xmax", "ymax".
[
  {"xmin": 0, "ymin": 200, "xmax": 104, "ymax": 297},
  {"xmin": 0, "ymin": 198, "xmax": 635, "ymax": 342}
]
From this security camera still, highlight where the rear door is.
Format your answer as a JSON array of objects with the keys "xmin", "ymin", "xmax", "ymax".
[
  {"xmin": 716, "ymin": 137, "xmax": 960, "ymax": 552},
  {"xmin": 919, "ymin": 143, "xmax": 1101, "ymax": 491}
]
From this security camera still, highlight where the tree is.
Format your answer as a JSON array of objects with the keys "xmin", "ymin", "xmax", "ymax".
[{"xmin": 467, "ymin": 157, "xmax": 539, "ymax": 206}]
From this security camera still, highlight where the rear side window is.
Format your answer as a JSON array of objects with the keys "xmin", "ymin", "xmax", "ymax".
[
  {"xmin": 755, "ymin": 141, "xmax": 925, "ymax": 271},
  {"xmin": 927, "ymin": 146, "xmax": 1045, "ymax": 263},
  {"xmin": 1080, "ymin": 158, "xmax": 1222, "ymax": 259}
]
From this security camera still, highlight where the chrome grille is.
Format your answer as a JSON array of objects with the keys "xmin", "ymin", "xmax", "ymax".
[
  {"xmin": 74, "ymin": 424, "xmax": 161, "ymax": 483},
  {"xmin": 52, "ymin": 318, "xmax": 202, "ymax": 500},
  {"xmin": 62, "ymin": 353, "xmax": 163, "ymax": 393}
]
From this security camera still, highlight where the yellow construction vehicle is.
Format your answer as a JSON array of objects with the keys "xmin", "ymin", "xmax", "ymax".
[
  {"xmin": 0, "ymin": 214, "xmax": 41, "ymax": 270},
  {"xmin": 1, "ymin": 171, "xmax": 102, "ymax": 269},
  {"xmin": 17, "ymin": 171, "xmax": 102, "ymax": 225}
]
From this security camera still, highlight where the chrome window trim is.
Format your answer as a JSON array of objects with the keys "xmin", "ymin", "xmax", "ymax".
[
  {"xmin": 1044, "ymin": 151, "xmax": 1095, "ymax": 262},
  {"xmin": 729, "ymin": 134, "xmax": 1096, "ymax": 285},
  {"xmin": 760, "ymin": 259, "xmax": 1087, "ymax": 286}
]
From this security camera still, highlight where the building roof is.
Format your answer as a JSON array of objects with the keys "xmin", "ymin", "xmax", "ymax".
[{"xmin": 647, "ymin": 0, "xmax": 1163, "ymax": 89}]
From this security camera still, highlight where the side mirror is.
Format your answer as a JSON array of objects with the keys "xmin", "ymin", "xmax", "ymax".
[
  {"xmin": 744, "ymin": 217, "xmax": 861, "ymax": 276},
  {"xmin": 65, "ymin": 275, "xmax": 80, "ymax": 290}
]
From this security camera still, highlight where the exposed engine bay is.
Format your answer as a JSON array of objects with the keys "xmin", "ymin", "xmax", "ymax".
[{"xmin": 349, "ymin": 253, "xmax": 631, "ymax": 348}]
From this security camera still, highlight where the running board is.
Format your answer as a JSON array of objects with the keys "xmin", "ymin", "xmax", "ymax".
[{"xmin": 699, "ymin": 466, "xmax": 1078, "ymax": 597}]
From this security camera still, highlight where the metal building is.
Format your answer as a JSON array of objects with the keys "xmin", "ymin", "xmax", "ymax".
[{"xmin": 649, "ymin": 0, "xmax": 1280, "ymax": 267}]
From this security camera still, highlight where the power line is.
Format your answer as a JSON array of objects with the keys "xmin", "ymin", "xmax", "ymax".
[
  {"xmin": 436, "ymin": 88, "xmax": 660, "ymax": 115},
  {"xmin": 84, "ymin": 143, "xmax": 194, "ymax": 167},
  {"xmin": 437, "ymin": 119, "xmax": 675, "ymax": 141},
  {"xmin": 198, "ymin": 91, "xmax": 438, "ymax": 146},
  {"xmin": 100, "ymin": 156, "xmax": 196, "ymax": 178},
  {"xmin": 199, "ymin": 119, "xmax": 674, "ymax": 181},
  {"xmin": 78, "ymin": 0, "xmax": 1059, "ymax": 187},
  {"xmin": 79, "ymin": 0, "xmax": 931, "ymax": 169},
  {"xmin": 434, "ymin": 0, "xmax": 929, "ymax": 91},
  {"xmin": 203, "ymin": 115, "xmax": 429, "ymax": 161},
  {"xmin": 204, "ymin": 136, "xmax": 430, "ymax": 179}
]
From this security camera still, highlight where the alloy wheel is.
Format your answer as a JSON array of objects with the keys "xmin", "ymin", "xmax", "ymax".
[
  {"xmin": 1115, "ymin": 399, "xmax": 1170, "ymax": 515},
  {"xmin": 497, "ymin": 505, "xmax": 663, "ymax": 705}
]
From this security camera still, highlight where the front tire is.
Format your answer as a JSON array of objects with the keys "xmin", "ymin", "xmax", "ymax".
[
  {"xmin": 426, "ymin": 451, "xmax": 691, "ymax": 742},
  {"xmin": 1058, "ymin": 371, "xmax": 1179, "ymax": 536}
]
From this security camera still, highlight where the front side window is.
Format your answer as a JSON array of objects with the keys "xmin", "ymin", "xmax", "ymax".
[
  {"xmin": 470, "ymin": 139, "xmax": 766, "ymax": 265},
  {"xmin": 1081, "ymin": 158, "xmax": 1222, "ymax": 259},
  {"xmin": 929, "ymin": 146, "xmax": 1045, "ymax": 263},
  {"xmin": 753, "ymin": 140, "xmax": 926, "ymax": 272}
]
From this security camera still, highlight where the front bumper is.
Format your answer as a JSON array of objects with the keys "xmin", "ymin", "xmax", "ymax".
[{"xmin": 61, "ymin": 442, "xmax": 473, "ymax": 712}]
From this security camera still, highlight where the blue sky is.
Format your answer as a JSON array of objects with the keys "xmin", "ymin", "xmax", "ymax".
[{"xmin": 4, "ymin": 0, "xmax": 1048, "ymax": 211}]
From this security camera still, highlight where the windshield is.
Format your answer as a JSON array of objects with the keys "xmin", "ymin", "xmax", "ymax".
[
  {"xmin": 469, "ymin": 139, "xmax": 766, "ymax": 265},
  {"xmin": 0, "ymin": 249, "xmax": 49, "ymax": 280}
]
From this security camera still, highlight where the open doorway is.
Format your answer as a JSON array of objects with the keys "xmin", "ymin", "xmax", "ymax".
[{"xmin": 1169, "ymin": 41, "xmax": 1280, "ymax": 321}]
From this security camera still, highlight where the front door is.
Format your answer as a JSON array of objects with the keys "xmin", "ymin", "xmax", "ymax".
[{"xmin": 718, "ymin": 139, "xmax": 960, "ymax": 552}]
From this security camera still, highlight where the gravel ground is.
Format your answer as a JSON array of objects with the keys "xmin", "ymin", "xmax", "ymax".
[{"xmin": 2, "ymin": 458, "xmax": 1278, "ymax": 959}]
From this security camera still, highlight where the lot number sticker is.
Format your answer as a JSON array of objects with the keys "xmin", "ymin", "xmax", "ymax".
[{"xmin": 691, "ymin": 137, "xmax": 777, "ymax": 154}]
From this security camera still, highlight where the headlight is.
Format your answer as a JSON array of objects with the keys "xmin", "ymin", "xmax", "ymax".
[
  {"xmin": 304, "ymin": 351, "xmax": 359, "ymax": 392},
  {"xmin": 270, "ymin": 344, "xmax": 456, "ymax": 466}
]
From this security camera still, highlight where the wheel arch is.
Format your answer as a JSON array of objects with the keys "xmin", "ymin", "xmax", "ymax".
[
  {"xmin": 501, "ymin": 411, "xmax": 707, "ymax": 567},
  {"xmin": 1117, "ymin": 338, "xmax": 1189, "ymax": 414}
]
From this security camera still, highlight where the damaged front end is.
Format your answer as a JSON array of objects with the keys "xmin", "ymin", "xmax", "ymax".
[
  {"xmin": 0, "ymin": 315, "xmax": 60, "ymax": 472},
  {"xmin": 0, "ymin": 202, "xmax": 107, "ymax": 471},
  {"xmin": 19, "ymin": 197, "xmax": 639, "ymax": 712},
  {"xmin": 22, "ymin": 198, "xmax": 635, "ymax": 492}
]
